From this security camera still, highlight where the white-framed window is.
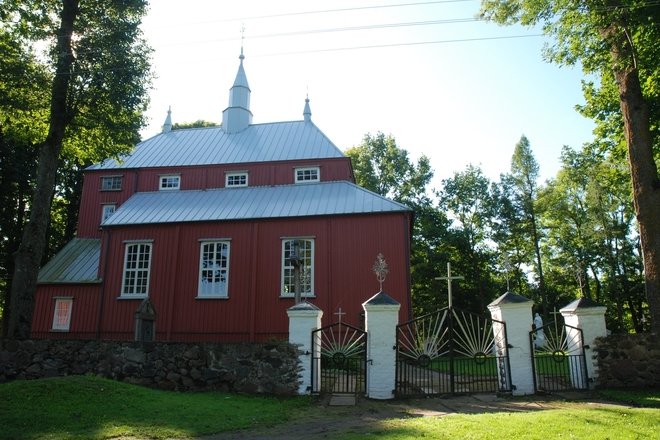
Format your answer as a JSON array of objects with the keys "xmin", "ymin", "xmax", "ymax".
[
  {"xmin": 159, "ymin": 174, "xmax": 180, "ymax": 190},
  {"xmin": 295, "ymin": 167, "xmax": 320, "ymax": 183},
  {"xmin": 52, "ymin": 297, "xmax": 73, "ymax": 331},
  {"xmin": 101, "ymin": 204, "xmax": 116, "ymax": 222},
  {"xmin": 121, "ymin": 242, "xmax": 152, "ymax": 297},
  {"xmin": 100, "ymin": 175, "xmax": 122, "ymax": 191},
  {"xmin": 225, "ymin": 172, "xmax": 248, "ymax": 187},
  {"xmin": 198, "ymin": 240, "xmax": 230, "ymax": 298},
  {"xmin": 281, "ymin": 238, "xmax": 314, "ymax": 297}
]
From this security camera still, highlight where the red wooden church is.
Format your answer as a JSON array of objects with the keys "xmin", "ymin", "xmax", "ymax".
[{"xmin": 31, "ymin": 53, "xmax": 413, "ymax": 342}]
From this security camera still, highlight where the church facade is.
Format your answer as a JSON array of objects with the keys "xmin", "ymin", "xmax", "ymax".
[{"xmin": 31, "ymin": 53, "xmax": 413, "ymax": 342}]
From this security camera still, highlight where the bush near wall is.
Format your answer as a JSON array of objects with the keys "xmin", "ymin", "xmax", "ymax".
[
  {"xmin": 595, "ymin": 333, "xmax": 660, "ymax": 388},
  {"xmin": 0, "ymin": 339, "xmax": 301, "ymax": 395}
]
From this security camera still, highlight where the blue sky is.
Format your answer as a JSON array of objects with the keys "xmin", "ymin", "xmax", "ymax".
[{"xmin": 140, "ymin": 0, "xmax": 596, "ymax": 187}]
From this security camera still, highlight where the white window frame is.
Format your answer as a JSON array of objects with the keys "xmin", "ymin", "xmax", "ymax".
[
  {"xmin": 159, "ymin": 174, "xmax": 181, "ymax": 190},
  {"xmin": 281, "ymin": 238, "xmax": 314, "ymax": 297},
  {"xmin": 52, "ymin": 297, "xmax": 73, "ymax": 331},
  {"xmin": 120, "ymin": 242, "xmax": 152, "ymax": 298},
  {"xmin": 197, "ymin": 240, "xmax": 231, "ymax": 298},
  {"xmin": 100, "ymin": 175, "xmax": 122, "ymax": 191},
  {"xmin": 225, "ymin": 172, "xmax": 248, "ymax": 187},
  {"xmin": 101, "ymin": 204, "xmax": 116, "ymax": 222},
  {"xmin": 294, "ymin": 167, "xmax": 320, "ymax": 184}
]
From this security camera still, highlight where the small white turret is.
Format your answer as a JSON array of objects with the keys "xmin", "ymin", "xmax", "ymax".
[
  {"xmin": 222, "ymin": 48, "xmax": 253, "ymax": 133},
  {"xmin": 162, "ymin": 106, "xmax": 172, "ymax": 133}
]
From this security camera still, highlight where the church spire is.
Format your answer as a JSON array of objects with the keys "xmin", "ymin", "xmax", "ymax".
[
  {"xmin": 222, "ymin": 48, "xmax": 253, "ymax": 133},
  {"xmin": 303, "ymin": 95, "xmax": 312, "ymax": 122},
  {"xmin": 162, "ymin": 106, "xmax": 172, "ymax": 133}
]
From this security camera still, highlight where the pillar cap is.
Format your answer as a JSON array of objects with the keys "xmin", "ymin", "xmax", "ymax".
[
  {"xmin": 362, "ymin": 291, "xmax": 400, "ymax": 308},
  {"xmin": 287, "ymin": 300, "xmax": 321, "ymax": 312},
  {"xmin": 561, "ymin": 297, "xmax": 607, "ymax": 315},
  {"xmin": 488, "ymin": 291, "xmax": 532, "ymax": 307}
]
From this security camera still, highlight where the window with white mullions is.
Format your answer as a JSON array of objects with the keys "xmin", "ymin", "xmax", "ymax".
[
  {"xmin": 198, "ymin": 241, "xmax": 230, "ymax": 297},
  {"xmin": 159, "ymin": 175, "xmax": 180, "ymax": 190},
  {"xmin": 121, "ymin": 243, "xmax": 152, "ymax": 297},
  {"xmin": 101, "ymin": 175, "xmax": 122, "ymax": 191},
  {"xmin": 226, "ymin": 172, "xmax": 248, "ymax": 187},
  {"xmin": 281, "ymin": 239, "xmax": 314, "ymax": 297},
  {"xmin": 295, "ymin": 167, "xmax": 320, "ymax": 183}
]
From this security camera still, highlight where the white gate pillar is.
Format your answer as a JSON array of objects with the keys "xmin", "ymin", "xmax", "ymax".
[
  {"xmin": 561, "ymin": 298, "xmax": 607, "ymax": 389},
  {"xmin": 287, "ymin": 301, "xmax": 323, "ymax": 395},
  {"xmin": 362, "ymin": 291, "xmax": 400, "ymax": 400},
  {"xmin": 488, "ymin": 292, "xmax": 535, "ymax": 396}
]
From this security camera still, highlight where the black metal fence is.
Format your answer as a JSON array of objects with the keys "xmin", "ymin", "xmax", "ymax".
[{"xmin": 396, "ymin": 307, "xmax": 511, "ymax": 397}]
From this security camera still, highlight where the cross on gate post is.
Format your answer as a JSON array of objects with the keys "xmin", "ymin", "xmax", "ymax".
[
  {"xmin": 334, "ymin": 307, "xmax": 346, "ymax": 325},
  {"xmin": 435, "ymin": 262, "xmax": 464, "ymax": 309},
  {"xmin": 550, "ymin": 306, "xmax": 562, "ymax": 325}
]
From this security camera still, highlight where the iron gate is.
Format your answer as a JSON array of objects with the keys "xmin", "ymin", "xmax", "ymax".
[
  {"xmin": 396, "ymin": 307, "xmax": 512, "ymax": 396},
  {"xmin": 530, "ymin": 319, "xmax": 589, "ymax": 392},
  {"xmin": 311, "ymin": 321, "xmax": 367, "ymax": 395}
]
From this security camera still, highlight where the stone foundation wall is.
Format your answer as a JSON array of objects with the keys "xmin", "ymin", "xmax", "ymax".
[
  {"xmin": 595, "ymin": 333, "xmax": 660, "ymax": 388},
  {"xmin": 0, "ymin": 339, "xmax": 301, "ymax": 395}
]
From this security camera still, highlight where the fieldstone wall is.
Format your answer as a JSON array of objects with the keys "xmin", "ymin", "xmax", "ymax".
[
  {"xmin": 0, "ymin": 338, "xmax": 301, "ymax": 395},
  {"xmin": 594, "ymin": 333, "xmax": 660, "ymax": 388}
]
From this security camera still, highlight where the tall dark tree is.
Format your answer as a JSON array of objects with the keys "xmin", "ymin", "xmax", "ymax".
[
  {"xmin": 3, "ymin": 0, "xmax": 152, "ymax": 339},
  {"xmin": 503, "ymin": 135, "xmax": 547, "ymax": 311},
  {"xmin": 481, "ymin": 0, "xmax": 660, "ymax": 331}
]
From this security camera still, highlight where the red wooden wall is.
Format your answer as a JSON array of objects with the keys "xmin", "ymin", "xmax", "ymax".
[
  {"xmin": 34, "ymin": 212, "xmax": 411, "ymax": 342},
  {"xmin": 77, "ymin": 157, "xmax": 353, "ymax": 238}
]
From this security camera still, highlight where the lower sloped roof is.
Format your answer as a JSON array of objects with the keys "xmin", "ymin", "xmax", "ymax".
[
  {"xmin": 38, "ymin": 238, "xmax": 101, "ymax": 284},
  {"xmin": 102, "ymin": 181, "xmax": 411, "ymax": 227}
]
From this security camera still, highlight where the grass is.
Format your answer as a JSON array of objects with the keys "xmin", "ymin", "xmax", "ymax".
[
  {"xmin": 1, "ymin": 376, "xmax": 658, "ymax": 440},
  {"xmin": 597, "ymin": 388, "xmax": 660, "ymax": 408},
  {"xmin": 0, "ymin": 375, "xmax": 307, "ymax": 439},
  {"xmin": 339, "ymin": 406, "xmax": 660, "ymax": 439}
]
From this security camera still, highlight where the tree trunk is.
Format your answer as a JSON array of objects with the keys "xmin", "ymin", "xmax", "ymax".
[
  {"xmin": 6, "ymin": 0, "xmax": 79, "ymax": 339},
  {"xmin": 612, "ymin": 57, "xmax": 660, "ymax": 333}
]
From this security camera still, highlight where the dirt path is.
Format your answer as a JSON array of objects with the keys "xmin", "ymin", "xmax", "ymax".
[{"xmin": 200, "ymin": 392, "xmax": 625, "ymax": 440}]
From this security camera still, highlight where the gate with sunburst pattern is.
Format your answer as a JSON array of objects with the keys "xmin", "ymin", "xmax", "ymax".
[
  {"xmin": 311, "ymin": 321, "xmax": 367, "ymax": 395},
  {"xmin": 396, "ymin": 307, "xmax": 512, "ymax": 396},
  {"xmin": 529, "ymin": 318, "xmax": 589, "ymax": 392}
]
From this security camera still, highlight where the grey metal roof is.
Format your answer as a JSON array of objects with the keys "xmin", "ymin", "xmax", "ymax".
[
  {"xmin": 102, "ymin": 181, "xmax": 411, "ymax": 227},
  {"xmin": 88, "ymin": 121, "xmax": 345, "ymax": 170},
  {"xmin": 38, "ymin": 238, "xmax": 101, "ymax": 284}
]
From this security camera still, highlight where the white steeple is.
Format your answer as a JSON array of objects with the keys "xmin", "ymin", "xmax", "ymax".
[
  {"xmin": 162, "ymin": 106, "xmax": 172, "ymax": 133},
  {"xmin": 222, "ymin": 48, "xmax": 253, "ymax": 133},
  {"xmin": 303, "ymin": 96, "xmax": 312, "ymax": 122}
]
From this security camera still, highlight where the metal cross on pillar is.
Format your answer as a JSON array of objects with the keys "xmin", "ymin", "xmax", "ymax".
[
  {"xmin": 435, "ymin": 262, "xmax": 464, "ymax": 309},
  {"xmin": 372, "ymin": 253, "xmax": 389, "ymax": 292},
  {"xmin": 334, "ymin": 307, "xmax": 346, "ymax": 325}
]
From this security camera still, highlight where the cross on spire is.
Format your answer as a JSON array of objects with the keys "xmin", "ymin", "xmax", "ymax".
[{"xmin": 435, "ymin": 262, "xmax": 464, "ymax": 308}]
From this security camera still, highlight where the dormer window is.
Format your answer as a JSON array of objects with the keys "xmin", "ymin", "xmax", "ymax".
[
  {"xmin": 159, "ymin": 174, "xmax": 180, "ymax": 190},
  {"xmin": 100, "ymin": 175, "xmax": 122, "ymax": 191},
  {"xmin": 226, "ymin": 171, "xmax": 248, "ymax": 187},
  {"xmin": 295, "ymin": 167, "xmax": 320, "ymax": 184}
]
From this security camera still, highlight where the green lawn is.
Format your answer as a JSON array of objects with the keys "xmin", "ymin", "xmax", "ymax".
[
  {"xmin": 1, "ymin": 376, "xmax": 658, "ymax": 440},
  {"xmin": 0, "ymin": 375, "xmax": 307, "ymax": 439}
]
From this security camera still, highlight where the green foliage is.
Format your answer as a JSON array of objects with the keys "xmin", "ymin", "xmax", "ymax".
[
  {"xmin": 598, "ymin": 388, "xmax": 660, "ymax": 408},
  {"xmin": 0, "ymin": 376, "xmax": 308, "ymax": 439},
  {"xmin": 172, "ymin": 120, "xmax": 219, "ymax": 130}
]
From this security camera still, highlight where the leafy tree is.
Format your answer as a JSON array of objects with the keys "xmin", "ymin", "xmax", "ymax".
[
  {"xmin": 345, "ymin": 133, "xmax": 444, "ymax": 317},
  {"xmin": 172, "ymin": 120, "xmax": 219, "ymax": 130},
  {"xmin": 437, "ymin": 165, "xmax": 500, "ymax": 312},
  {"xmin": 346, "ymin": 132, "xmax": 433, "ymax": 205},
  {"xmin": 2, "ymin": 0, "xmax": 152, "ymax": 339},
  {"xmin": 480, "ymin": 0, "xmax": 660, "ymax": 331},
  {"xmin": 0, "ymin": 28, "xmax": 50, "ymax": 332}
]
